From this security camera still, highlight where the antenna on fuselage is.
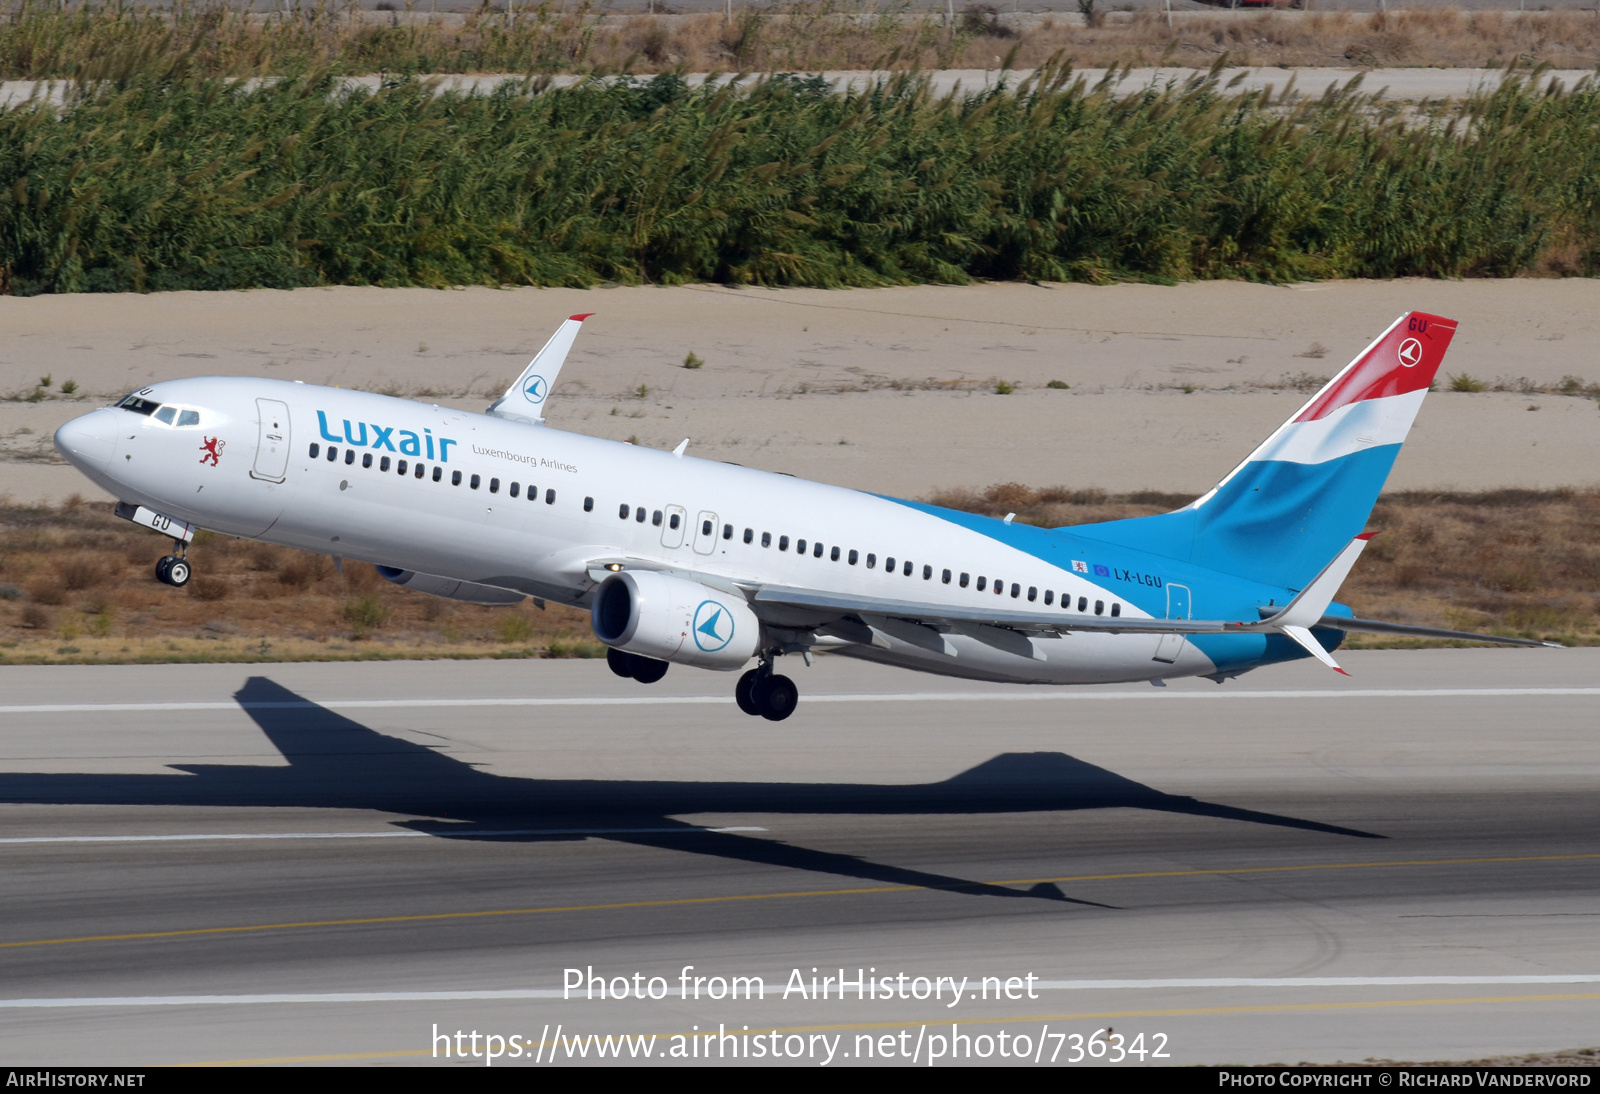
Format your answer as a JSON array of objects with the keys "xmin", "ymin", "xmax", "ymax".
[{"xmin": 486, "ymin": 313, "xmax": 593, "ymax": 426}]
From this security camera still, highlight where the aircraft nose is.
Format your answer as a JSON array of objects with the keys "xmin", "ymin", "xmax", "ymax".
[{"xmin": 54, "ymin": 410, "xmax": 118, "ymax": 472}]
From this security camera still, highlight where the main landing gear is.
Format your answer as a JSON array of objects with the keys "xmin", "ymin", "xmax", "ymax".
[
  {"xmin": 607, "ymin": 647, "xmax": 668, "ymax": 684},
  {"xmin": 155, "ymin": 543, "xmax": 191, "ymax": 588},
  {"xmin": 735, "ymin": 660, "xmax": 798, "ymax": 722}
]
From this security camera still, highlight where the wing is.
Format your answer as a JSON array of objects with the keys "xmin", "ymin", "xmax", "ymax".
[
  {"xmin": 1317, "ymin": 615, "xmax": 1561, "ymax": 649},
  {"xmin": 486, "ymin": 313, "xmax": 593, "ymax": 426}
]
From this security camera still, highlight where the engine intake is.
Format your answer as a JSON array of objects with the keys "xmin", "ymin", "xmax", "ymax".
[
  {"xmin": 375, "ymin": 566, "xmax": 524, "ymax": 605},
  {"xmin": 591, "ymin": 571, "xmax": 758, "ymax": 671}
]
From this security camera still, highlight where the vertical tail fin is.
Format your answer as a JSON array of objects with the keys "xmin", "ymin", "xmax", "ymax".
[{"xmin": 1076, "ymin": 312, "xmax": 1458, "ymax": 589}]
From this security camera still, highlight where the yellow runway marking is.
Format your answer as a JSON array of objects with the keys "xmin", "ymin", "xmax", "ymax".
[
  {"xmin": 177, "ymin": 992, "xmax": 1600, "ymax": 1066},
  {"xmin": 6, "ymin": 852, "xmax": 1597, "ymax": 951}
]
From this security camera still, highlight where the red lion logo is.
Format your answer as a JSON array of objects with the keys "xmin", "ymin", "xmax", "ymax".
[{"xmin": 199, "ymin": 436, "xmax": 225, "ymax": 467}]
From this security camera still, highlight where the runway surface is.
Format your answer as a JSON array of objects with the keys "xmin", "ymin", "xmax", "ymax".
[{"xmin": 0, "ymin": 649, "xmax": 1596, "ymax": 1066}]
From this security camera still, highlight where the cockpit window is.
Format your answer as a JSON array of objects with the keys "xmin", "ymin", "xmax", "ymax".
[
  {"xmin": 154, "ymin": 406, "xmax": 177, "ymax": 424},
  {"xmin": 176, "ymin": 409, "xmax": 200, "ymax": 427},
  {"xmin": 115, "ymin": 394, "xmax": 160, "ymax": 416}
]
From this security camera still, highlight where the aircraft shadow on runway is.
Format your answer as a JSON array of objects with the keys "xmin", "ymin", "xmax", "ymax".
[{"xmin": 0, "ymin": 677, "xmax": 1382, "ymax": 904}]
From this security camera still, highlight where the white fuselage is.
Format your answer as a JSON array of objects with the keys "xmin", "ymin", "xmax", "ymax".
[{"xmin": 56, "ymin": 376, "xmax": 1236, "ymax": 685}]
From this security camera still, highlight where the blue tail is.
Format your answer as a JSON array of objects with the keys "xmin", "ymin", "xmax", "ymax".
[{"xmin": 1073, "ymin": 312, "xmax": 1458, "ymax": 590}]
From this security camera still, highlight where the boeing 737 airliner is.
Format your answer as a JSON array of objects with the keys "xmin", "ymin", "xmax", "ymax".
[{"xmin": 52, "ymin": 310, "xmax": 1551, "ymax": 721}]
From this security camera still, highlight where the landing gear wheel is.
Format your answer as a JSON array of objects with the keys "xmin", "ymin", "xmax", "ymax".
[
  {"xmin": 735, "ymin": 669, "xmax": 761, "ymax": 716},
  {"xmin": 607, "ymin": 647, "xmax": 638, "ymax": 679},
  {"xmin": 165, "ymin": 558, "xmax": 191, "ymax": 587},
  {"xmin": 753, "ymin": 673, "xmax": 798, "ymax": 722},
  {"xmin": 155, "ymin": 556, "xmax": 173, "ymax": 584},
  {"xmin": 630, "ymin": 656, "xmax": 668, "ymax": 684}
]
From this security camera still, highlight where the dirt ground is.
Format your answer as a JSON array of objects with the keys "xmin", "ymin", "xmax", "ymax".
[{"xmin": 4, "ymin": 279, "xmax": 1599, "ymax": 508}]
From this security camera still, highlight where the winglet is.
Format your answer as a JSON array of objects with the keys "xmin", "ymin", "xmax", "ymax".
[
  {"xmin": 1263, "ymin": 533, "xmax": 1375, "ymax": 630},
  {"xmin": 486, "ymin": 314, "xmax": 593, "ymax": 425},
  {"xmin": 1282, "ymin": 625, "xmax": 1350, "ymax": 675}
]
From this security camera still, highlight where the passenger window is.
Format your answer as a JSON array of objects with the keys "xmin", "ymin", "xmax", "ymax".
[
  {"xmin": 528, "ymin": 485, "xmax": 540, "ymax": 501},
  {"xmin": 362, "ymin": 453, "xmax": 373, "ymax": 469},
  {"xmin": 942, "ymin": 569, "xmax": 951, "ymax": 584},
  {"xmin": 584, "ymin": 497, "xmax": 594, "ymax": 512},
  {"xmin": 960, "ymin": 572, "xmax": 969, "ymax": 588},
  {"xmin": 995, "ymin": 580, "xmax": 1005, "ymax": 595},
  {"xmin": 452, "ymin": 470, "xmax": 463, "ymax": 486},
  {"xmin": 670, "ymin": 513, "xmax": 681, "ymax": 530},
  {"xmin": 470, "ymin": 474, "xmax": 481, "ymax": 490},
  {"xmin": 1027, "ymin": 586, "xmax": 1036, "ymax": 602},
  {"xmin": 432, "ymin": 466, "xmax": 442, "ymax": 482},
  {"xmin": 761, "ymin": 532, "xmax": 771, "ymax": 547},
  {"xmin": 923, "ymin": 564, "xmax": 932, "ymax": 580},
  {"xmin": 744, "ymin": 528, "xmax": 754, "ymax": 544},
  {"xmin": 345, "ymin": 449, "xmax": 356, "ymax": 465},
  {"xmin": 310, "ymin": 443, "xmax": 320, "ymax": 459},
  {"xmin": 177, "ymin": 410, "xmax": 200, "ymax": 427},
  {"xmin": 1044, "ymin": 590, "xmax": 1054, "ymax": 605},
  {"xmin": 903, "ymin": 560, "xmax": 913, "ymax": 577},
  {"xmin": 830, "ymin": 546, "xmax": 840, "ymax": 562},
  {"xmin": 1095, "ymin": 600, "xmax": 1104, "ymax": 615},
  {"xmin": 397, "ymin": 460, "xmax": 408, "ymax": 475},
  {"xmin": 1078, "ymin": 596, "xmax": 1088, "ymax": 612},
  {"xmin": 619, "ymin": 504, "xmax": 630, "ymax": 519},
  {"xmin": 779, "ymin": 536, "xmax": 789, "ymax": 552},
  {"xmin": 653, "ymin": 510, "xmax": 663, "ymax": 526},
  {"xmin": 414, "ymin": 463, "xmax": 425, "ymax": 479},
  {"xmin": 813, "ymin": 542, "xmax": 824, "ymax": 559},
  {"xmin": 796, "ymin": 539, "xmax": 807, "ymax": 554},
  {"xmin": 380, "ymin": 456, "xmax": 391, "ymax": 472},
  {"xmin": 723, "ymin": 524, "xmax": 733, "ymax": 540},
  {"xmin": 886, "ymin": 557, "xmax": 895, "ymax": 572},
  {"xmin": 327, "ymin": 447, "xmax": 338, "ymax": 462},
  {"xmin": 848, "ymin": 549, "xmax": 858, "ymax": 565},
  {"xmin": 1010, "ymin": 583, "xmax": 1020, "ymax": 598},
  {"xmin": 636, "ymin": 508, "xmax": 646, "ymax": 523},
  {"xmin": 866, "ymin": 554, "xmax": 876, "ymax": 569},
  {"xmin": 490, "ymin": 478, "xmax": 500, "ymax": 494},
  {"xmin": 510, "ymin": 482, "xmax": 519, "ymax": 498},
  {"xmin": 977, "ymin": 576, "xmax": 987, "ymax": 591},
  {"xmin": 1111, "ymin": 602, "xmax": 1121, "ymax": 617},
  {"xmin": 546, "ymin": 489, "xmax": 556, "ymax": 504},
  {"xmin": 154, "ymin": 406, "xmax": 177, "ymax": 424},
  {"xmin": 702, "ymin": 519, "xmax": 713, "ymax": 536}
]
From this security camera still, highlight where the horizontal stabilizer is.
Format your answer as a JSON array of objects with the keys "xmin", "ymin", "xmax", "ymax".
[
  {"xmin": 486, "ymin": 313, "xmax": 593, "ymax": 425},
  {"xmin": 1282, "ymin": 624, "xmax": 1349, "ymax": 675}
]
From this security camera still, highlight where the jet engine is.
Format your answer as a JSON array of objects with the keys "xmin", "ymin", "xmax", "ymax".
[
  {"xmin": 375, "ymin": 566, "xmax": 525, "ymax": 605},
  {"xmin": 591, "ymin": 571, "xmax": 759, "ymax": 671}
]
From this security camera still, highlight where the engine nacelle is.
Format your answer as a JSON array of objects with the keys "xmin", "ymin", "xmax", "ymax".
[
  {"xmin": 375, "ymin": 566, "xmax": 525, "ymax": 605},
  {"xmin": 591, "ymin": 571, "xmax": 759, "ymax": 671}
]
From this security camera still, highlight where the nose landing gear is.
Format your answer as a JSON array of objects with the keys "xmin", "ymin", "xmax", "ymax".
[
  {"xmin": 735, "ymin": 659, "xmax": 798, "ymax": 722},
  {"xmin": 155, "ymin": 541, "xmax": 191, "ymax": 588}
]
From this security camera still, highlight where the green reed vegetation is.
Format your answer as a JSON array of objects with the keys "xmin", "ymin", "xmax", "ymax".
[{"xmin": 1, "ymin": 62, "xmax": 1597, "ymax": 294}]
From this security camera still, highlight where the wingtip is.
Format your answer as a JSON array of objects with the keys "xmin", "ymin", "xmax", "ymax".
[
  {"xmin": 1333, "ymin": 667, "xmax": 1352, "ymax": 676},
  {"xmin": 568, "ymin": 312, "xmax": 595, "ymax": 322}
]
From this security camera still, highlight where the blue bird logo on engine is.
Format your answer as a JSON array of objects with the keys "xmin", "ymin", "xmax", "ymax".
[
  {"xmin": 523, "ymin": 376, "xmax": 548, "ymax": 405},
  {"xmin": 692, "ymin": 600, "xmax": 734, "ymax": 653}
]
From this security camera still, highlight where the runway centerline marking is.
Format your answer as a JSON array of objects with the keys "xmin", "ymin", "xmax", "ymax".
[
  {"xmin": 2, "ymin": 852, "xmax": 1595, "ymax": 952},
  {"xmin": 172, "ymin": 992, "xmax": 1600, "ymax": 1066},
  {"xmin": 2, "ymin": 686, "xmax": 1598, "ymax": 715},
  {"xmin": 9, "ymin": 976, "xmax": 1600, "ymax": 1009}
]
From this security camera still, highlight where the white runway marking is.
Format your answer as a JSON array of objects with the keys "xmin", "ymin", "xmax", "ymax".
[
  {"xmin": 1, "ymin": 687, "xmax": 1597, "ymax": 715},
  {"xmin": 0, "ymin": 827, "xmax": 766, "ymax": 846},
  {"xmin": 5, "ymin": 976, "xmax": 1599, "ymax": 1008}
]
